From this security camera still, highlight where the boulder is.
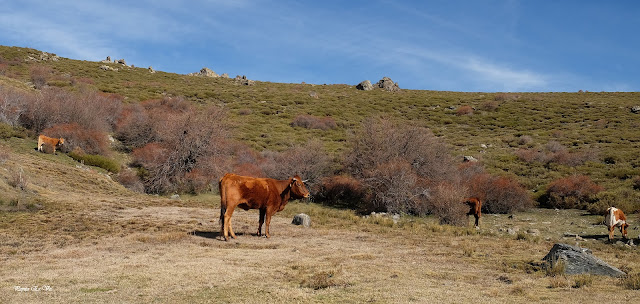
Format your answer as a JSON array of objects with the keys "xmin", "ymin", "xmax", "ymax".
[
  {"xmin": 542, "ymin": 243, "xmax": 625, "ymax": 277},
  {"xmin": 148, "ymin": 66, "xmax": 155, "ymax": 73},
  {"xmin": 463, "ymin": 156, "xmax": 478, "ymax": 162},
  {"xmin": 376, "ymin": 77, "xmax": 400, "ymax": 92},
  {"xmin": 356, "ymin": 80, "xmax": 373, "ymax": 91},
  {"xmin": 292, "ymin": 213, "xmax": 311, "ymax": 227},
  {"xmin": 631, "ymin": 106, "xmax": 640, "ymax": 114}
]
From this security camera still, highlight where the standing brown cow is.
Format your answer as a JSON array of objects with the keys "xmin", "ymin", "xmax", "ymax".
[
  {"xmin": 463, "ymin": 197, "xmax": 482, "ymax": 227},
  {"xmin": 219, "ymin": 173, "xmax": 310, "ymax": 241}
]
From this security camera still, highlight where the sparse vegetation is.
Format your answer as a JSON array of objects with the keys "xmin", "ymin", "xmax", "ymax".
[{"xmin": 1, "ymin": 45, "xmax": 640, "ymax": 303}]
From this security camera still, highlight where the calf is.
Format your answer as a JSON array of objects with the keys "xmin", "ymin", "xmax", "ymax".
[
  {"xmin": 37, "ymin": 134, "xmax": 64, "ymax": 154},
  {"xmin": 463, "ymin": 197, "xmax": 482, "ymax": 227},
  {"xmin": 605, "ymin": 207, "xmax": 629, "ymax": 241}
]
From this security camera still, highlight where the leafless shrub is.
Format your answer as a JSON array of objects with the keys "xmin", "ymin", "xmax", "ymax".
[
  {"xmin": 468, "ymin": 173, "xmax": 533, "ymax": 213},
  {"xmin": 316, "ymin": 175, "xmax": 367, "ymax": 209},
  {"xmin": 30, "ymin": 65, "xmax": 52, "ymax": 89},
  {"xmin": 0, "ymin": 86, "xmax": 28, "ymax": 126},
  {"xmin": 42, "ymin": 123, "xmax": 110, "ymax": 155},
  {"xmin": 517, "ymin": 135, "xmax": 533, "ymax": 146},
  {"xmin": 343, "ymin": 117, "xmax": 458, "ymax": 216},
  {"xmin": 291, "ymin": 114, "xmax": 337, "ymax": 130},
  {"xmin": 542, "ymin": 175, "xmax": 603, "ymax": 209},
  {"xmin": 455, "ymin": 105, "xmax": 474, "ymax": 116},
  {"xmin": 8, "ymin": 166, "xmax": 28, "ymax": 190},
  {"xmin": 425, "ymin": 182, "xmax": 468, "ymax": 226},
  {"xmin": 480, "ymin": 100, "xmax": 499, "ymax": 111},
  {"xmin": 0, "ymin": 145, "xmax": 9, "ymax": 164},
  {"xmin": 115, "ymin": 168, "xmax": 145, "ymax": 193},
  {"xmin": 259, "ymin": 139, "xmax": 332, "ymax": 188},
  {"xmin": 131, "ymin": 105, "xmax": 231, "ymax": 194},
  {"xmin": 494, "ymin": 93, "xmax": 520, "ymax": 101},
  {"xmin": 515, "ymin": 141, "xmax": 598, "ymax": 167}
]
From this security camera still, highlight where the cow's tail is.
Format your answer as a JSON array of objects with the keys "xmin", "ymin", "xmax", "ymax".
[{"xmin": 219, "ymin": 177, "xmax": 227, "ymax": 233}]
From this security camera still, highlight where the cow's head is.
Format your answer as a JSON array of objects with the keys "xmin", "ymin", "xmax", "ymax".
[
  {"xmin": 290, "ymin": 175, "xmax": 310, "ymax": 199},
  {"xmin": 57, "ymin": 138, "xmax": 65, "ymax": 147}
]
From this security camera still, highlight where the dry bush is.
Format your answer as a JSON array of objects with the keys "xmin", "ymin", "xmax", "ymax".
[
  {"xmin": 542, "ymin": 175, "xmax": 603, "ymax": 209},
  {"xmin": 480, "ymin": 100, "xmax": 499, "ymax": 112},
  {"xmin": 426, "ymin": 182, "xmax": 468, "ymax": 226},
  {"xmin": 8, "ymin": 167, "xmax": 28, "ymax": 190},
  {"xmin": 291, "ymin": 114, "xmax": 337, "ymax": 130},
  {"xmin": 468, "ymin": 173, "xmax": 533, "ymax": 214},
  {"xmin": 515, "ymin": 141, "xmax": 597, "ymax": 167},
  {"xmin": 131, "ymin": 105, "xmax": 231, "ymax": 194},
  {"xmin": 455, "ymin": 105, "xmax": 474, "ymax": 116},
  {"xmin": 316, "ymin": 175, "xmax": 367, "ymax": 209},
  {"xmin": 20, "ymin": 87, "xmax": 122, "ymax": 134},
  {"xmin": 30, "ymin": 65, "xmax": 52, "ymax": 89},
  {"xmin": 42, "ymin": 123, "xmax": 110, "ymax": 155},
  {"xmin": 115, "ymin": 103, "xmax": 155, "ymax": 150},
  {"xmin": 0, "ymin": 86, "xmax": 28, "ymax": 126},
  {"xmin": 0, "ymin": 145, "xmax": 9, "ymax": 164},
  {"xmin": 494, "ymin": 93, "xmax": 520, "ymax": 101},
  {"xmin": 115, "ymin": 168, "xmax": 144, "ymax": 193},
  {"xmin": 343, "ymin": 117, "xmax": 459, "ymax": 216},
  {"xmin": 259, "ymin": 139, "xmax": 332, "ymax": 188}
]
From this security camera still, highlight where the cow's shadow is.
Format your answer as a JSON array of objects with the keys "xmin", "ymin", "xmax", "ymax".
[{"xmin": 191, "ymin": 230, "xmax": 247, "ymax": 241}]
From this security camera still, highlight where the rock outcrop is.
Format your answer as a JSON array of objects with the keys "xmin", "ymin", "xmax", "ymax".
[
  {"xmin": 542, "ymin": 243, "xmax": 625, "ymax": 277},
  {"xmin": 356, "ymin": 80, "xmax": 373, "ymax": 91},
  {"xmin": 376, "ymin": 77, "xmax": 400, "ymax": 92}
]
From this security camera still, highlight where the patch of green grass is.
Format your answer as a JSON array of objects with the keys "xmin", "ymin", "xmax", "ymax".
[{"xmin": 68, "ymin": 151, "xmax": 120, "ymax": 173}]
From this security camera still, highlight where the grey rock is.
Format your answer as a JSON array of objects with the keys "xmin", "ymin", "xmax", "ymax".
[
  {"xmin": 170, "ymin": 194, "xmax": 180, "ymax": 200},
  {"xmin": 376, "ymin": 77, "xmax": 400, "ymax": 92},
  {"xmin": 463, "ymin": 156, "xmax": 478, "ymax": 162},
  {"xmin": 542, "ymin": 243, "xmax": 625, "ymax": 277},
  {"xmin": 292, "ymin": 213, "xmax": 311, "ymax": 227},
  {"xmin": 631, "ymin": 106, "xmax": 640, "ymax": 113},
  {"xmin": 356, "ymin": 80, "xmax": 374, "ymax": 91}
]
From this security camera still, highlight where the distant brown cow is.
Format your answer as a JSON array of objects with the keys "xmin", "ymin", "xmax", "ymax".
[
  {"xmin": 219, "ymin": 173, "xmax": 310, "ymax": 241},
  {"xmin": 463, "ymin": 197, "xmax": 482, "ymax": 227},
  {"xmin": 37, "ymin": 134, "xmax": 64, "ymax": 154},
  {"xmin": 605, "ymin": 207, "xmax": 629, "ymax": 241}
]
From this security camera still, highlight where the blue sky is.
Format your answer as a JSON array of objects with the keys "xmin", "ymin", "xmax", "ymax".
[{"xmin": 1, "ymin": 0, "xmax": 638, "ymax": 92}]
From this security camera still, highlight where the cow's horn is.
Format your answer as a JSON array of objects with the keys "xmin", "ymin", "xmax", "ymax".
[{"xmin": 302, "ymin": 179, "xmax": 309, "ymax": 183}]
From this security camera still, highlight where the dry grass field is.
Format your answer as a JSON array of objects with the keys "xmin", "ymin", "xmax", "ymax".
[{"xmin": 1, "ymin": 139, "xmax": 640, "ymax": 303}]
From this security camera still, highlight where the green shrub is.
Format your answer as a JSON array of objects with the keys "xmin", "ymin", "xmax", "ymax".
[{"xmin": 69, "ymin": 150, "xmax": 120, "ymax": 173}]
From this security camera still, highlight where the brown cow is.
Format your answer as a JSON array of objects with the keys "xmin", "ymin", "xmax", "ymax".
[
  {"xmin": 219, "ymin": 173, "xmax": 310, "ymax": 241},
  {"xmin": 37, "ymin": 135, "xmax": 65, "ymax": 154},
  {"xmin": 605, "ymin": 207, "xmax": 629, "ymax": 241},
  {"xmin": 463, "ymin": 197, "xmax": 482, "ymax": 227}
]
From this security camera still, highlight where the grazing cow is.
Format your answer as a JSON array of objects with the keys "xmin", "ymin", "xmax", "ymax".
[
  {"xmin": 463, "ymin": 197, "xmax": 482, "ymax": 227},
  {"xmin": 219, "ymin": 173, "xmax": 310, "ymax": 241},
  {"xmin": 605, "ymin": 207, "xmax": 629, "ymax": 241},
  {"xmin": 37, "ymin": 135, "xmax": 64, "ymax": 154}
]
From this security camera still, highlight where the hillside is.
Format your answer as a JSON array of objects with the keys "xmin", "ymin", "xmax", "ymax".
[
  {"xmin": 2, "ymin": 45, "xmax": 640, "ymax": 303},
  {"xmin": 2, "ymin": 45, "xmax": 638, "ymax": 201}
]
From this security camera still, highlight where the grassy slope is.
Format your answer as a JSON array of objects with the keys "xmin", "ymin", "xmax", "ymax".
[
  {"xmin": 2, "ymin": 45, "xmax": 639, "ymax": 198},
  {"xmin": 2, "ymin": 45, "xmax": 640, "ymax": 302}
]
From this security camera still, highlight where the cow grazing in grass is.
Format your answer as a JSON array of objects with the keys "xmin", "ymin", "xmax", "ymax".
[
  {"xmin": 464, "ymin": 197, "xmax": 482, "ymax": 227},
  {"xmin": 218, "ymin": 173, "xmax": 310, "ymax": 241},
  {"xmin": 37, "ymin": 135, "xmax": 64, "ymax": 154},
  {"xmin": 605, "ymin": 207, "xmax": 629, "ymax": 241}
]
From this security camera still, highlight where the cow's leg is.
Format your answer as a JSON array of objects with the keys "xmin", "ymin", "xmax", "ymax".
[
  {"xmin": 608, "ymin": 226, "xmax": 615, "ymax": 241},
  {"xmin": 474, "ymin": 215, "xmax": 480, "ymax": 227},
  {"xmin": 621, "ymin": 225, "xmax": 628, "ymax": 239},
  {"xmin": 223, "ymin": 206, "xmax": 236, "ymax": 241},
  {"xmin": 257, "ymin": 208, "xmax": 266, "ymax": 236},
  {"xmin": 264, "ymin": 210, "xmax": 274, "ymax": 238}
]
